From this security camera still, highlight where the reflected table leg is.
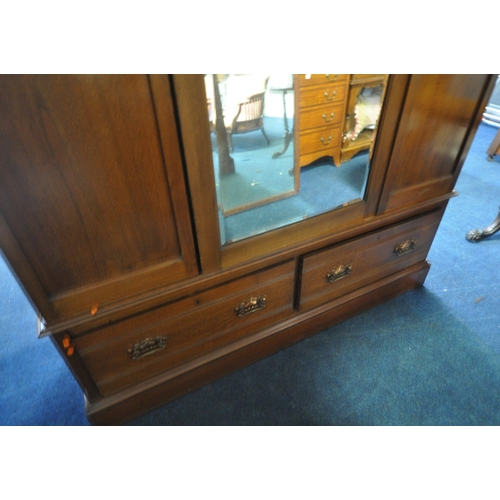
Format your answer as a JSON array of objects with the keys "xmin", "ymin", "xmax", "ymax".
[
  {"xmin": 486, "ymin": 127, "xmax": 500, "ymax": 161},
  {"xmin": 271, "ymin": 87, "xmax": 294, "ymax": 159}
]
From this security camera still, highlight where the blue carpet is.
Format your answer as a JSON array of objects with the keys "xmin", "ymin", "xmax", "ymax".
[
  {"xmin": 214, "ymin": 117, "xmax": 296, "ymax": 215},
  {"xmin": 215, "ymin": 116, "xmax": 369, "ymax": 243},
  {"xmin": 221, "ymin": 155, "xmax": 369, "ymax": 243},
  {"xmin": 1, "ymin": 120, "xmax": 500, "ymax": 426},
  {"xmin": 0, "ymin": 258, "xmax": 89, "ymax": 425}
]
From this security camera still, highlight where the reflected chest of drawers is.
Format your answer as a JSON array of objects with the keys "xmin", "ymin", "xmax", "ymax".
[{"xmin": 298, "ymin": 74, "xmax": 349, "ymax": 167}]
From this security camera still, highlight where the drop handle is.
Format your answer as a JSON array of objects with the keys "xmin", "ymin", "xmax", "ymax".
[
  {"xmin": 326, "ymin": 264, "xmax": 352, "ymax": 283},
  {"xmin": 322, "ymin": 112, "xmax": 335, "ymax": 122},
  {"xmin": 394, "ymin": 239, "xmax": 417, "ymax": 256},
  {"xmin": 128, "ymin": 335, "xmax": 168, "ymax": 360},
  {"xmin": 320, "ymin": 135, "xmax": 333, "ymax": 146},
  {"xmin": 325, "ymin": 74, "xmax": 339, "ymax": 82},
  {"xmin": 235, "ymin": 295, "xmax": 266, "ymax": 317},
  {"xmin": 324, "ymin": 90, "xmax": 338, "ymax": 101}
]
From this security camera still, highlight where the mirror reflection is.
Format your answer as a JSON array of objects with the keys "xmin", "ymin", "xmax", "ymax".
[{"xmin": 205, "ymin": 74, "xmax": 388, "ymax": 245}]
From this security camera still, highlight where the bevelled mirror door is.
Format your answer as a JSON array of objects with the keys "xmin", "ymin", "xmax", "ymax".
[{"xmin": 205, "ymin": 74, "xmax": 388, "ymax": 245}]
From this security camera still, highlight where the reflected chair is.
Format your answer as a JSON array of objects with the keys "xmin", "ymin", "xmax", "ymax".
[{"xmin": 224, "ymin": 76, "xmax": 270, "ymax": 152}]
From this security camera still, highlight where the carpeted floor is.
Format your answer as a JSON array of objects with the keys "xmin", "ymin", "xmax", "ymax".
[
  {"xmin": 1, "ymin": 121, "xmax": 499, "ymax": 427},
  {"xmin": 214, "ymin": 116, "xmax": 369, "ymax": 243}
]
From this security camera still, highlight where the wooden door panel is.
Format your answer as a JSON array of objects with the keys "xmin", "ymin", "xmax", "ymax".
[
  {"xmin": 377, "ymin": 74, "xmax": 492, "ymax": 213},
  {"xmin": 0, "ymin": 75, "xmax": 198, "ymax": 322}
]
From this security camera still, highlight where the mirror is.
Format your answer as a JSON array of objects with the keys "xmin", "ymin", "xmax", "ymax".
[{"xmin": 205, "ymin": 74, "xmax": 388, "ymax": 245}]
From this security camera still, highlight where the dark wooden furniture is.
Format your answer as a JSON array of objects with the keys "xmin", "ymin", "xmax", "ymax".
[{"xmin": 0, "ymin": 74, "xmax": 495, "ymax": 425}]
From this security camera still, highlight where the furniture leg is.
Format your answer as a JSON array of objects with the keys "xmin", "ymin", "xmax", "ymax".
[
  {"xmin": 466, "ymin": 206, "xmax": 500, "ymax": 242},
  {"xmin": 486, "ymin": 128, "xmax": 500, "ymax": 161},
  {"xmin": 272, "ymin": 89, "xmax": 294, "ymax": 159},
  {"xmin": 261, "ymin": 127, "xmax": 270, "ymax": 145}
]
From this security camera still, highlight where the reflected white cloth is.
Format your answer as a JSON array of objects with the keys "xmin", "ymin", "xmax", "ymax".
[{"xmin": 345, "ymin": 86, "xmax": 384, "ymax": 141}]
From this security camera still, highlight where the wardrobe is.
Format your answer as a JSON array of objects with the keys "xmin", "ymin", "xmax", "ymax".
[{"xmin": 0, "ymin": 74, "xmax": 494, "ymax": 424}]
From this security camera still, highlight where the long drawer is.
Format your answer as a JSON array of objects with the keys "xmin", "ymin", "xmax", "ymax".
[
  {"xmin": 74, "ymin": 261, "xmax": 296, "ymax": 396},
  {"xmin": 299, "ymin": 210, "xmax": 443, "ymax": 311}
]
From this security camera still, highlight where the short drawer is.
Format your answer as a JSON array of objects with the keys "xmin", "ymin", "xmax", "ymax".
[
  {"xmin": 299, "ymin": 126, "xmax": 341, "ymax": 156},
  {"xmin": 75, "ymin": 261, "xmax": 296, "ymax": 396},
  {"xmin": 351, "ymin": 74, "xmax": 386, "ymax": 84},
  {"xmin": 298, "ymin": 74, "xmax": 348, "ymax": 88},
  {"xmin": 299, "ymin": 83, "xmax": 347, "ymax": 108},
  {"xmin": 300, "ymin": 103, "xmax": 344, "ymax": 132},
  {"xmin": 299, "ymin": 210, "xmax": 443, "ymax": 311}
]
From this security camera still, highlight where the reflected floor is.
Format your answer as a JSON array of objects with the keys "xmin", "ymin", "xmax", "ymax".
[
  {"xmin": 213, "ymin": 116, "xmax": 370, "ymax": 244},
  {"xmin": 220, "ymin": 152, "xmax": 369, "ymax": 244},
  {"xmin": 213, "ymin": 117, "xmax": 296, "ymax": 216}
]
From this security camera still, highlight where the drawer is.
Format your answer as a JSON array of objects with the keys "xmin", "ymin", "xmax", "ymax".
[
  {"xmin": 299, "ymin": 210, "xmax": 443, "ymax": 311},
  {"xmin": 299, "ymin": 83, "xmax": 348, "ymax": 108},
  {"xmin": 300, "ymin": 102, "xmax": 344, "ymax": 132},
  {"xmin": 298, "ymin": 74, "xmax": 348, "ymax": 88},
  {"xmin": 351, "ymin": 74, "xmax": 386, "ymax": 84},
  {"xmin": 299, "ymin": 125, "xmax": 341, "ymax": 156},
  {"xmin": 75, "ymin": 261, "xmax": 296, "ymax": 396}
]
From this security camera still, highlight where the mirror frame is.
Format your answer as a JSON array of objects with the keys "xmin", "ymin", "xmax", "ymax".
[{"xmin": 172, "ymin": 74, "xmax": 411, "ymax": 273}]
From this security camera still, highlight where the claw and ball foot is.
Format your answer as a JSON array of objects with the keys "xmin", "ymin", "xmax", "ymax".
[{"xmin": 466, "ymin": 206, "xmax": 500, "ymax": 242}]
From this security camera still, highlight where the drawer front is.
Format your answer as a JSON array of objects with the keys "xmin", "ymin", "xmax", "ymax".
[
  {"xmin": 299, "ymin": 83, "xmax": 347, "ymax": 109},
  {"xmin": 75, "ymin": 261, "xmax": 296, "ymax": 395},
  {"xmin": 298, "ymin": 74, "xmax": 348, "ymax": 88},
  {"xmin": 299, "ymin": 126, "xmax": 341, "ymax": 156},
  {"xmin": 300, "ymin": 103, "xmax": 344, "ymax": 131},
  {"xmin": 351, "ymin": 74, "xmax": 386, "ymax": 83},
  {"xmin": 299, "ymin": 211, "xmax": 443, "ymax": 311}
]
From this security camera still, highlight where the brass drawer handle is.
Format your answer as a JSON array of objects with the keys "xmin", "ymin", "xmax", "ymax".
[
  {"xmin": 324, "ymin": 90, "xmax": 338, "ymax": 101},
  {"xmin": 322, "ymin": 112, "xmax": 335, "ymax": 122},
  {"xmin": 128, "ymin": 335, "xmax": 168, "ymax": 360},
  {"xmin": 394, "ymin": 239, "xmax": 417, "ymax": 256},
  {"xmin": 235, "ymin": 295, "xmax": 266, "ymax": 317},
  {"xmin": 326, "ymin": 263, "xmax": 352, "ymax": 283},
  {"xmin": 326, "ymin": 74, "xmax": 339, "ymax": 82},
  {"xmin": 320, "ymin": 135, "xmax": 333, "ymax": 145}
]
